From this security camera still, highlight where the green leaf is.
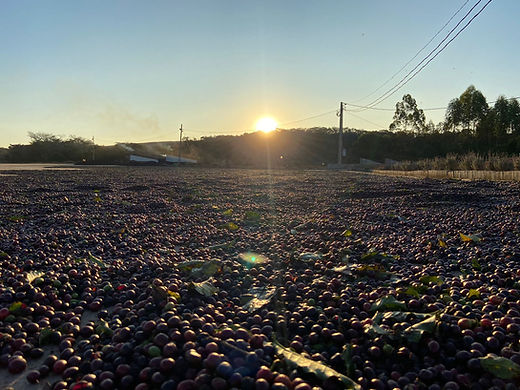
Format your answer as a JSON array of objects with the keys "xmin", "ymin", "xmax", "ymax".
[
  {"xmin": 360, "ymin": 251, "xmax": 380, "ymax": 262},
  {"xmin": 441, "ymin": 293, "xmax": 453, "ymax": 303},
  {"xmin": 352, "ymin": 264, "xmax": 394, "ymax": 280},
  {"xmin": 342, "ymin": 229, "xmax": 353, "ymax": 237},
  {"xmin": 370, "ymin": 296, "xmax": 406, "ymax": 313},
  {"xmin": 167, "ymin": 290, "xmax": 181, "ymax": 301},
  {"xmin": 177, "ymin": 259, "xmax": 222, "ymax": 277},
  {"xmin": 196, "ymin": 260, "xmax": 221, "ymax": 278},
  {"xmin": 178, "ymin": 259, "xmax": 223, "ymax": 278},
  {"xmin": 274, "ymin": 341, "xmax": 360, "ymax": 389},
  {"xmin": 341, "ymin": 345, "xmax": 355, "ymax": 378},
  {"xmin": 220, "ymin": 222, "xmax": 239, "ymax": 231},
  {"xmin": 244, "ymin": 211, "xmax": 261, "ymax": 222},
  {"xmin": 95, "ymin": 320, "xmax": 113, "ymax": 337},
  {"xmin": 38, "ymin": 327, "xmax": 54, "ymax": 345},
  {"xmin": 372, "ymin": 311, "xmax": 430, "ymax": 325},
  {"xmin": 479, "ymin": 354, "xmax": 520, "ymax": 379},
  {"xmin": 8, "ymin": 215, "xmax": 25, "ymax": 222},
  {"xmin": 9, "ymin": 301, "xmax": 23, "ymax": 313},
  {"xmin": 242, "ymin": 287, "xmax": 277, "ymax": 312},
  {"xmin": 364, "ymin": 322, "xmax": 390, "ymax": 337},
  {"xmin": 332, "ymin": 265, "xmax": 352, "ymax": 276},
  {"xmin": 397, "ymin": 286, "xmax": 420, "ymax": 297},
  {"xmin": 177, "ymin": 260, "xmax": 205, "ymax": 272},
  {"xmin": 460, "ymin": 232, "xmax": 482, "ymax": 243},
  {"xmin": 360, "ymin": 251, "xmax": 397, "ymax": 263},
  {"xmin": 471, "ymin": 258, "xmax": 481, "ymax": 271},
  {"xmin": 404, "ymin": 287, "xmax": 420, "ymax": 298},
  {"xmin": 87, "ymin": 252, "xmax": 105, "ymax": 267},
  {"xmin": 467, "ymin": 289, "xmax": 481, "ymax": 299},
  {"xmin": 191, "ymin": 278, "xmax": 218, "ymax": 297},
  {"xmin": 299, "ymin": 252, "xmax": 322, "ymax": 261},
  {"xmin": 222, "ymin": 208, "xmax": 233, "ymax": 216},
  {"xmin": 403, "ymin": 315, "xmax": 437, "ymax": 343},
  {"xmin": 208, "ymin": 238, "xmax": 237, "ymax": 250},
  {"xmin": 419, "ymin": 275, "xmax": 444, "ymax": 286}
]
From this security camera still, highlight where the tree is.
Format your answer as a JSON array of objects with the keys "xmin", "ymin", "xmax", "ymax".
[
  {"xmin": 389, "ymin": 94, "xmax": 427, "ymax": 134},
  {"xmin": 28, "ymin": 132, "xmax": 61, "ymax": 144},
  {"xmin": 491, "ymin": 96, "xmax": 520, "ymax": 136},
  {"xmin": 492, "ymin": 96, "xmax": 510, "ymax": 138},
  {"xmin": 445, "ymin": 85, "xmax": 488, "ymax": 133},
  {"xmin": 509, "ymin": 99, "xmax": 520, "ymax": 134}
]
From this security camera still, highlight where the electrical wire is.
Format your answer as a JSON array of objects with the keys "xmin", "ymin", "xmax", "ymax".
[
  {"xmin": 351, "ymin": 0, "xmax": 472, "ymax": 104},
  {"xmin": 359, "ymin": 0, "xmax": 493, "ymax": 111},
  {"xmin": 346, "ymin": 111, "xmax": 386, "ymax": 129},
  {"xmin": 345, "ymin": 102, "xmax": 447, "ymax": 112},
  {"xmin": 345, "ymin": 95, "xmax": 519, "ymax": 114},
  {"xmin": 278, "ymin": 110, "xmax": 337, "ymax": 126},
  {"xmin": 181, "ymin": 109, "xmax": 337, "ymax": 137},
  {"xmin": 139, "ymin": 92, "xmax": 518, "ymax": 140}
]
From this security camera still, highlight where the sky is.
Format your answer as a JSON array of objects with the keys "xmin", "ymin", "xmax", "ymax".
[{"xmin": 1, "ymin": 0, "xmax": 519, "ymax": 147}]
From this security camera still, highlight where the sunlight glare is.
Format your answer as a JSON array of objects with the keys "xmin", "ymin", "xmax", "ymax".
[{"xmin": 256, "ymin": 117, "xmax": 278, "ymax": 133}]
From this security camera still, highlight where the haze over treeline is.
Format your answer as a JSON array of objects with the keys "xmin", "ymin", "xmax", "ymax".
[{"xmin": 2, "ymin": 86, "xmax": 520, "ymax": 167}]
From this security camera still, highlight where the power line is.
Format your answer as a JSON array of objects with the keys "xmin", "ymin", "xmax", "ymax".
[
  {"xmin": 345, "ymin": 102, "xmax": 445, "ymax": 112},
  {"xmin": 182, "ymin": 109, "xmax": 337, "ymax": 136},
  {"xmin": 92, "ymin": 92, "xmax": 520, "ymax": 145},
  {"xmin": 184, "ymin": 129, "xmax": 247, "ymax": 135},
  {"xmin": 360, "ymin": 0, "xmax": 492, "ymax": 111},
  {"xmin": 347, "ymin": 111, "xmax": 386, "ymax": 129},
  {"xmin": 142, "ymin": 93, "xmax": 519, "ymax": 139},
  {"xmin": 345, "ymin": 103, "xmax": 394, "ymax": 112},
  {"xmin": 351, "ymin": 0, "xmax": 472, "ymax": 104},
  {"xmin": 346, "ymin": 95, "xmax": 520, "ymax": 113},
  {"xmin": 361, "ymin": 0, "xmax": 484, "ymax": 109},
  {"xmin": 279, "ymin": 110, "xmax": 337, "ymax": 126}
]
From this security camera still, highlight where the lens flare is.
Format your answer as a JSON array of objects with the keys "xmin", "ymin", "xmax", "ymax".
[{"xmin": 238, "ymin": 252, "xmax": 269, "ymax": 268}]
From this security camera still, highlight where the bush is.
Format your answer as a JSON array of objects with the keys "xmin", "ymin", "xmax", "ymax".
[
  {"xmin": 394, "ymin": 160, "xmax": 419, "ymax": 170},
  {"xmin": 459, "ymin": 152, "xmax": 484, "ymax": 170},
  {"xmin": 486, "ymin": 154, "xmax": 514, "ymax": 171},
  {"xmin": 389, "ymin": 152, "xmax": 520, "ymax": 171},
  {"xmin": 513, "ymin": 156, "xmax": 520, "ymax": 170},
  {"xmin": 446, "ymin": 154, "xmax": 458, "ymax": 171}
]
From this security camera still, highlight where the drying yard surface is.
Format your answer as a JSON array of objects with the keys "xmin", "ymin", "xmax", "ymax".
[{"xmin": 1, "ymin": 167, "xmax": 520, "ymax": 390}]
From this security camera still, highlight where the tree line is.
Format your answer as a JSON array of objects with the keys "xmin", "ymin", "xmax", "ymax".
[
  {"xmin": 0, "ymin": 132, "xmax": 128, "ymax": 164},
  {"xmin": 1, "ymin": 85, "xmax": 520, "ymax": 167}
]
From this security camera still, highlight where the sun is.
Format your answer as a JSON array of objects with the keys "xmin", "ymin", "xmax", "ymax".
[{"xmin": 255, "ymin": 117, "xmax": 278, "ymax": 133}]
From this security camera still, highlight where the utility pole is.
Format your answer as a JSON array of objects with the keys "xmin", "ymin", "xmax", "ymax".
[
  {"xmin": 91, "ymin": 136, "xmax": 95, "ymax": 163},
  {"xmin": 337, "ymin": 102, "xmax": 344, "ymax": 165},
  {"xmin": 178, "ymin": 124, "xmax": 183, "ymax": 164}
]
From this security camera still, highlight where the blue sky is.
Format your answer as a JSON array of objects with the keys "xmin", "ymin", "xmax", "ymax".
[{"xmin": 1, "ymin": 0, "xmax": 518, "ymax": 146}]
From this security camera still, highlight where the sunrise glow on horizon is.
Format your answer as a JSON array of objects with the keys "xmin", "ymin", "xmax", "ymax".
[
  {"xmin": 255, "ymin": 117, "xmax": 278, "ymax": 133},
  {"xmin": 1, "ymin": 1, "xmax": 518, "ymax": 147}
]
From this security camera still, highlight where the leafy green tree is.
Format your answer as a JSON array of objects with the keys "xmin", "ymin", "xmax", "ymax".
[
  {"xmin": 491, "ymin": 96, "xmax": 520, "ymax": 136},
  {"xmin": 389, "ymin": 94, "xmax": 427, "ymax": 133},
  {"xmin": 509, "ymin": 99, "xmax": 520, "ymax": 135},
  {"xmin": 445, "ymin": 85, "xmax": 488, "ymax": 133},
  {"xmin": 492, "ymin": 96, "xmax": 511, "ymax": 138}
]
